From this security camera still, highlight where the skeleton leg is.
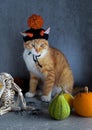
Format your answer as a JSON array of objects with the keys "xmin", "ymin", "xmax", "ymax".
[
  {"xmin": 11, "ymin": 106, "xmax": 21, "ymax": 111},
  {"xmin": 19, "ymin": 92, "xmax": 27, "ymax": 109},
  {"xmin": 0, "ymin": 106, "xmax": 11, "ymax": 115},
  {"xmin": 15, "ymin": 93, "xmax": 36, "ymax": 111},
  {"xmin": 14, "ymin": 94, "xmax": 20, "ymax": 107},
  {"xmin": 12, "ymin": 83, "xmax": 27, "ymax": 109},
  {"xmin": 0, "ymin": 106, "xmax": 8, "ymax": 110}
]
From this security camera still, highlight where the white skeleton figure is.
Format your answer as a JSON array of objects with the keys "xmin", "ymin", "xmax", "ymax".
[{"xmin": 0, "ymin": 73, "xmax": 27, "ymax": 115}]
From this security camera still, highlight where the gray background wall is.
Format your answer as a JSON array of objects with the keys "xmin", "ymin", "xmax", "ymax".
[{"xmin": 0, "ymin": 0, "xmax": 92, "ymax": 87}]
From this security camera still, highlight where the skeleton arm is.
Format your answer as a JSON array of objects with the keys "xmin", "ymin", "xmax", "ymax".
[{"xmin": 12, "ymin": 82, "xmax": 26, "ymax": 108}]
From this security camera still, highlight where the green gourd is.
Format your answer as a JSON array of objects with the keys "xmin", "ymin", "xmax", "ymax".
[{"xmin": 48, "ymin": 93, "xmax": 70, "ymax": 120}]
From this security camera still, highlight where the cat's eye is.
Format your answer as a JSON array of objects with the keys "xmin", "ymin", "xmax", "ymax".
[{"xmin": 32, "ymin": 43, "xmax": 35, "ymax": 47}]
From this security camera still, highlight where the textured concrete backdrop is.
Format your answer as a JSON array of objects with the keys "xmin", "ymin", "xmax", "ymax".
[{"xmin": 0, "ymin": 0, "xmax": 92, "ymax": 87}]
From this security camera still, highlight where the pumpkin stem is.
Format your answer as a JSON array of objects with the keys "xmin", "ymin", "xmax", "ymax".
[
  {"xmin": 84, "ymin": 86, "xmax": 88, "ymax": 93},
  {"xmin": 58, "ymin": 85, "xmax": 65, "ymax": 95}
]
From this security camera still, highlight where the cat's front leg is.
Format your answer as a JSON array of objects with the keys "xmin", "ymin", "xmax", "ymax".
[
  {"xmin": 41, "ymin": 71, "xmax": 55, "ymax": 102},
  {"xmin": 25, "ymin": 73, "xmax": 38, "ymax": 98}
]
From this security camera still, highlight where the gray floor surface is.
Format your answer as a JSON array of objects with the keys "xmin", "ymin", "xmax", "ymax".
[{"xmin": 0, "ymin": 97, "xmax": 92, "ymax": 130}]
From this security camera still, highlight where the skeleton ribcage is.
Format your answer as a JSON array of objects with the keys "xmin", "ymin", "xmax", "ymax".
[{"xmin": 1, "ymin": 88, "xmax": 15, "ymax": 107}]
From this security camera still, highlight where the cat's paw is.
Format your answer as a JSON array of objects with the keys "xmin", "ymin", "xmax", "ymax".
[
  {"xmin": 25, "ymin": 92, "xmax": 35, "ymax": 98},
  {"xmin": 41, "ymin": 95, "xmax": 51, "ymax": 102}
]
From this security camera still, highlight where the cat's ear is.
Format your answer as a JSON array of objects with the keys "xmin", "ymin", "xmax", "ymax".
[
  {"xmin": 20, "ymin": 32, "xmax": 27, "ymax": 37},
  {"xmin": 44, "ymin": 27, "xmax": 50, "ymax": 34}
]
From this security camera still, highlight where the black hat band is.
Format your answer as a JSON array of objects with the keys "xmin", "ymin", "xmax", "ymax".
[{"xmin": 23, "ymin": 28, "xmax": 49, "ymax": 42}]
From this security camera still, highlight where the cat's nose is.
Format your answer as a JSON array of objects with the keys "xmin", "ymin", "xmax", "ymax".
[
  {"xmin": 33, "ymin": 49, "xmax": 39, "ymax": 55},
  {"xmin": 35, "ymin": 49, "xmax": 39, "ymax": 53},
  {"xmin": 32, "ymin": 48, "xmax": 39, "ymax": 55}
]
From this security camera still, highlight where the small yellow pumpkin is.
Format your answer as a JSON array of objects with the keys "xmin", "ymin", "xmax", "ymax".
[
  {"xmin": 63, "ymin": 93, "xmax": 74, "ymax": 108},
  {"xmin": 73, "ymin": 86, "xmax": 92, "ymax": 117}
]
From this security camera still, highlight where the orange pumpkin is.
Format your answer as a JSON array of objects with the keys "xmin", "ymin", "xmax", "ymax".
[{"xmin": 73, "ymin": 86, "xmax": 92, "ymax": 117}]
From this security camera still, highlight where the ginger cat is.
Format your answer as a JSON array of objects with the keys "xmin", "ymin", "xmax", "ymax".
[{"xmin": 23, "ymin": 37, "xmax": 74, "ymax": 102}]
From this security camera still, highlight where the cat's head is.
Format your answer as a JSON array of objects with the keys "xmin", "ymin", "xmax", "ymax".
[{"xmin": 21, "ymin": 28, "xmax": 50, "ymax": 57}]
